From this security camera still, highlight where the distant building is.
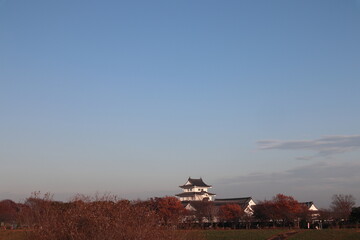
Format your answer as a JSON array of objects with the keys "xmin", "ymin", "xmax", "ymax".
[
  {"xmin": 214, "ymin": 197, "xmax": 256, "ymax": 216},
  {"xmin": 176, "ymin": 177, "xmax": 216, "ymax": 202},
  {"xmin": 301, "ymin": 201, "xmax": 319, "ymax": 211},
  {"xmin": 176, "ymin": 177, "xmax": 256, "ymax": 217},
  {"xmin": 301, "ymin": 201, "xmax": 320, "ymax": 221}
]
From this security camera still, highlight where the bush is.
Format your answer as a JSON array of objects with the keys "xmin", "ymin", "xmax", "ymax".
[{"xmin": 20, "ymin": 193, "xmax": 189, "ymax": 240}]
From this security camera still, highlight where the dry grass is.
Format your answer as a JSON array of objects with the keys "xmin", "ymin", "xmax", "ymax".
[
  {"xmin": 197, "ymin": 229, "xmax": 289, "ymax": 240},
  {"xmin": 2, "ymin": 229, "xmax": 360, "ymax": 240},
  {"xmin": 287, "ymin": 229, "xmax": 360, "ymax": 240},
  {"xmin": 0, "ymin": 230, "xmax": 26, "ymax": 240}
]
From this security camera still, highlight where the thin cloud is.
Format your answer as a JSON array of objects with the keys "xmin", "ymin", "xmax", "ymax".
[
  {"xmin": 257, "ymin": 135, "xmax": 360, "ymax": 159},
  {"xmin": 215, "ymin": 162, "xmax": 360, "ymax": 207},
  {"xmin": 217, "ymin": 162, "xmax": 360, "ymax": 185}
]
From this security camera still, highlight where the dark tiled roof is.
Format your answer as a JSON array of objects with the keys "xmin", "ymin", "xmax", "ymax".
[
  {"xmin": 185, "ymin": 201, "xmax": 214, "ymax": 210},
  {"xmin": 176, "ymin": 191, "xmax": 216, "ymax": 197},
  {"xmin": 300, "ymin": 202, "xmax": 317, "ymax": 209},
  {"xmin": 214, "ymin": 197, "xmax": 253, "ymax": 208},
  {"xmin": 180, "ymin": 198, "xmax": 255, "ymax": 213},
  {"xmin": 301, "ymin": 201, "xmax": 313, "ymax": 206},
  {"xmin": 179, "ymin": 177, "xmax": 211, "ymax": 188}
]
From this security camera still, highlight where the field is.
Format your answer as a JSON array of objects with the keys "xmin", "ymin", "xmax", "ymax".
[
  {"xmin": 1, "ymin": 229, "xmax": 360, "ymax": 240},
  {"xmin": 199, "ymin": 229, "xmax": 360, "ymax": 240},
  {"xmin": 288, "ymin": 229, "xmax": 360, "ymax": 240},
  {"xmin": 0, "ymin": 231, "xmax": 26, "ymax": 240},
  {"xmin": 200, "ymin": 229, "xmax": 290, "ymax": 240}
]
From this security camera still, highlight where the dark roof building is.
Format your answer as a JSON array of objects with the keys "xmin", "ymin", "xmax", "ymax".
[
  {"xmin": 176, "ymin": 177, "xmax": 216, "ymax": 202},
  {"xmin": 176, "ymin": 177, "xmax": 256, "ymax": 216},
  {"xmin": 214, "ymin": 197, "xmax": 256, "ymax": 215},
  {"xmin": 300, "ymin": 202, "xmax": 319, "ymax": 211},
  {"xmin": 179, "ymin": 178, "xmax": 211, "ymax": 188}
]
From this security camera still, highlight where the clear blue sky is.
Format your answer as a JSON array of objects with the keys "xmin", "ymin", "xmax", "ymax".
[{"xmin": 1, "ymin": 0, "xmax": 360, "ymax": 208}]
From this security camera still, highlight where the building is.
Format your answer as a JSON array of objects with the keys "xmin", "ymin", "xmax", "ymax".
[
  {"xmin": 176, "ymin": 177, "xmax": 216, "ymax": 202},
  {"xmin": 301, "ymin": 202, "xmax": 319, "ymax": 212},
  {"xmin": 214, "ymin": 197, "xmax": 256, "ymax": 216},
  {"xmin": 176, "ymin": 177, "xmax": 256, "ymax": 217},
  {"xmin": 301, "ymin": 201, "xmax": 320, "ymax": 222}
]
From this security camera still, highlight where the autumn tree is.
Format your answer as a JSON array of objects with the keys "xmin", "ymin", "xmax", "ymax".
[
  {"xmin": 19, "ymin": 193, "xmax": 188, "ymax": 240},
  {"xmin": 152, "ymin": 196, "xmax": 186, "ymax": 226},
  {"xmin": 253, "ymin": 194, "xmax": 302, "ymax": 228},
  {"xmin": 219, "ymin": 204, "xmax": 244, "ymax": 228},
  {"xmin": 253, "ymin": 200, "xmax": 277, "ymax": 227},
  {"xmin": 272, "ymin": 194, "xmax": 303, "ymax": 227},
  {"xmin": 20, "ymin": 192, "xmax": 54, "ymax": 227},
  {"xmin": 0, "ymin": 199, "xmax": 19, "ymax": 224}
]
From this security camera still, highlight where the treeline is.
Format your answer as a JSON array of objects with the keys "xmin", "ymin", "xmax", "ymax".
[
  {"xmin": 0, "ymin": 193, "xmax": 200, "ymax": 240},
  {"xmin": 0, "ymin": 192, "xmax": 359, "ymax": 240},
  {"xmin": 253, "ymin": 194, "xmax": 359, "ymax": 229}
]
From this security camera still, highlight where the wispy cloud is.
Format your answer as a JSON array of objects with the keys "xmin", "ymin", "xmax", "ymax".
[
  {"xmin": 217, "ymin": 162, "xmax": 360, "ymax": 185},
  {"xmin": 215, "ymin": 162, "xmax": 360, "ymax": 207},
  {"xmin": 257, "ymin": 135, "xmax": 360, "ymax": 159}
]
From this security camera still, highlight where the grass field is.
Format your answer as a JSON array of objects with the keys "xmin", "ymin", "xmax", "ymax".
[
  {"xmin": 0, "ymin": 231, "xmax": 26, "ymax": 240},
  {"xmin": 200, "ymin": 229, "xmax": 289, "ymax": 240},
  {"xmin": 1, "ymin": 229, "xmax": 360, "ymax": 240},
  {"xmin": 288, "ymin": 229, "xmax": 360, "ymax": 240}
]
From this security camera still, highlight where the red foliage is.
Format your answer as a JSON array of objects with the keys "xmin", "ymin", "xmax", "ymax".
[
  {"xmin": 219, "ymin": 203, "xmax": 244, "ymax": 222},
  {"xmin": 0, "ymin": 199, "xmax": 19, "ymax": 223},
  {"xmin": 253, "ymin": 193, "xmax": 304, "ymax": 227},
  {"xmin": 152, "ymin": 196, "xmax": 186, "ymax": 225},
  {"xmin": 272, "ymin": 194, "xmax": 303, "ymax": 220},
  {"xmin": 253, "ymin": 200, "xmax": 277, "ymax": 222},
  {"xmin": 17, "ymin": 193, "xmax": 188, "ymax": 240}
]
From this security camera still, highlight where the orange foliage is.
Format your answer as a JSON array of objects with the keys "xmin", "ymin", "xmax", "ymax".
[
  {"xmin": 273, "ymin": 194, "xmax": 303, "ymax": 218},
  {"xmin": 153, "ymin": 196, "xmax": 186, "ymax": 225},
  {"xmin": 254, "ymin": 193, "xmax": 304, "ymax": 227},
  {"xmin": 0, "ymin": 199, "xmax": 19, "ymax": 223},
  {"xmin": 17, "ymin": 193, "xmax": 188, "ymax": 240},
  {"xmin": 219, "ymin": 204, "xmax": 244, "ymax": 222}
]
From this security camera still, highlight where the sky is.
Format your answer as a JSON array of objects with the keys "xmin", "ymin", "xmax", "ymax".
[{"xmin": 1, "ymin": 0, "xmax": 360, "ymax": 208}]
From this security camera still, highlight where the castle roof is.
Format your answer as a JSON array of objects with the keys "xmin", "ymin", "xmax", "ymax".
[
  {"xmin": 214, "ymin": 197, "xmax": 253, "ymax": 208},
  {"xmin": 300, "ymin": 201, "xmax": 318, "ymax": 211},
  {"xmin": 175, "ymin": 191, "xmax": 216, "ymax": 197},
  {"xmin": 179, "ymin": 177, "xmax": 211, "ymax": 188},
  {"xmin": 301, "ymin": 201, "xmax": 314, "ymax": 207}
]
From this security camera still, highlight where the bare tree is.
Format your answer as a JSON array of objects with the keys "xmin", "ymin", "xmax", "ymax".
[
  {"xmin": 19, "ymin": 192, "xmax": 195, "ymax": 240},
  {"xmin": 330, "ymin": 194, "xmax": 355, "ymax": 225}
]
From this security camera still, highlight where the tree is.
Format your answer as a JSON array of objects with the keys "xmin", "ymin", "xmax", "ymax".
[
  {"xmin": 219, "ymin": 204, "xmax": 244, "ymax": 228},
  {"xmin": 152, "ymin": 196, "xmax": 185, "ymax": 226},
  {"xmin": 272, "ymin": 194, "xmax": 303, "ymax": 227},
  {"xmin": 350, "ymin": 207, "xmax": 360, "ymax": 226},
  {"xmin": 330, "ymin": 194, "xmax": 355, "ymax": 222},
  {"xmin": 189, "ymin": 201, "xmax": 216, "ymax": 227},
  {"xmin": 18, "ymin": 193, "xmax": 186, "ymax": 240},
  {"xmin": 253, "ymin": 194, "xmax": 303, "ymax": 228},
  {"xmin": 297, "ymin": 204, "xmax": 312, "ymax": 227},
  {"xmin": 253, "ymin": 200, "xmax": 277, "ymax": 227},
  {"xmin": 0, "ymin": 199, "xmax": 19, "ymax": 223}
]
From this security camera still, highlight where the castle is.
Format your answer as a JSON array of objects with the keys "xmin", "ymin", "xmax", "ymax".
[
  {"xmin": 175, "ymin": 177, "xmax": 318, "ymax": 217},
  {"xmin": 175, "ymin": 177, "xmax": 256, "ymax": 215},
  {"xmin": 175, "ymin": 177, "xmax": 216, "ymax": 201}
]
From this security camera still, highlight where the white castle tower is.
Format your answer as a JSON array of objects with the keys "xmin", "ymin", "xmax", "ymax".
[{"xmin": 175, "ymin": 177, "xmax": 216, "ymax": 202}]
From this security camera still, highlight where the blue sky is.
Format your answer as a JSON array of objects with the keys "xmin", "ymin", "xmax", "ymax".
[{"xmin": 1, "ymin": 0, "xmax": 360, "ymax": 208}]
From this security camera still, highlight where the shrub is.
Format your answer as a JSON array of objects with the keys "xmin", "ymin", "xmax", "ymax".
[{"xmin": 20, "ymin": 193, "xmax": 189, "ymax": 240}]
